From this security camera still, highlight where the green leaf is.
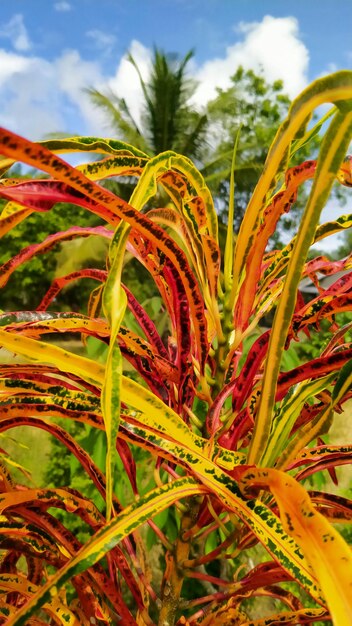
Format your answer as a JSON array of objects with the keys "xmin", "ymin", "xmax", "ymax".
[
  {"xmin": 101, "ymin": 222, "xmax": 129, "ymax": 520},
  {"xmin": 249, "ymin": 106, "xmax": 352, "ymax": 466},
  {"xmin": 6, "ymin": 477, "xmax": 206, "ymax": 626}
]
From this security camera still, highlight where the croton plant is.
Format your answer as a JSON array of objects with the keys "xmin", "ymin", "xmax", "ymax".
[{"xmin": 0, "ymin": 71, "xmax": 351, "ymax": 626}]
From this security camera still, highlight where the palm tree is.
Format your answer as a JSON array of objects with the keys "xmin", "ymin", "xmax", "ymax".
[{"xmin": 87, "ymin": 48, "xmax": 207, "ymax": 160}]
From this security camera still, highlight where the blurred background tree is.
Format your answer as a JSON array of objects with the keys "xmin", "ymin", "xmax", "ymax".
[
  {"xmin": 0, "ymin": 192, "xmax": 106, "ymax": 311},
  {"xmin": 87, "ymin": 48, "xmax": 208, "ymax": 160},
  {"xmin": 336, "ymin": 227, "xmax": 352, "ymax": 258},
  {"xmin": 2, "ymin": 50, "xmax": 349, "ymax": 560},
  {"xmin": 202, "ymin": 67, "xmax": 291, "ymax": 230},
  {"xmin": 88, "ymin": 53, "xmax": 319, "ymax": 239},
  {"xmin": 2, "ymin": 49, "xmax": 344, "ymax": 313}
]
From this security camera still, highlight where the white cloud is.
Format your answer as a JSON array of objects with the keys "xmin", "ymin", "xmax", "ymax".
[
  {"xmin": 0, "ymin": 36, "xmax": 151, "ymax": 140},
  {"xmin": 54, "ymin": 1, "xmax": 72, "ymax": 11},
  {"xmin": 56, "ymin": 49, "xmax": 108, "ymax": 134},
  {"xmin": 0, "ymin": 16, "xmax": 345, "ymax": 255},
  {"xmin": 0, "ymin": 14, "xmax": 31, "ymax": 52},
  {"xmin": 86, "ymin": 30, "xmax": 117, "ymax": 56},
  {"xmin": 0, "ymin": 48, "xmax": 107, "ymax": 139},
  {"xmin": 107, "ymin": 40, "xmax": 152, "ymax": 128},
  {"xmin": 0, "ymin": 49, "xmax": 30, "ymax": 86},
  {"xmin": 0, "ymin": 51, "xmax": 64, "ymax": 138},
  {"xmin": 0, "ymin": 17, "xmax": 311, "ymax": 146},
  {"xmin": 192, "ymin": 15, "xmax": 309, "ymax": 106}
]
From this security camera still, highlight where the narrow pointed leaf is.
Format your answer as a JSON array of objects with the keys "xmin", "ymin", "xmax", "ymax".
[
  {"xmin": 5, "ymin": 477, "xmax": 207, "ymax": 626},
  {"xmin": 239, "ymin": 467, "xmax": 352, "ymax": 624}
]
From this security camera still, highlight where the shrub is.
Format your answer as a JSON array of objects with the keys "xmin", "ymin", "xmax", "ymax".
[{"xmin": 0, "ymin": 71, "xmax": 352, "ymax": 625}]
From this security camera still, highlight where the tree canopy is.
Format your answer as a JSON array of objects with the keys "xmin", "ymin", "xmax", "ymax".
[
  {"xmin": 1, "ymin": 56, "xmax": 334, "ymax": 312},
  {"xmin": 202, "ymin": 67, "xmax": 291, "ymax": 229},
  {"xmin": 87, "ymin": 48, "xmax": 208, "ymax": 160}
]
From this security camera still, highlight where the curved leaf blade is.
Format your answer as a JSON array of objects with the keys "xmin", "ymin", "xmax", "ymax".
[{"xmin": 5, "ymin": 477, "xmax": 207, "ymax": 626}]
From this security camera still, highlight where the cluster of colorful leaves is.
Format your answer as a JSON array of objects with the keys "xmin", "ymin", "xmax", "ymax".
[{"xmin": 0, "ymin": 71, "xmax": 351, "ymax": 625}]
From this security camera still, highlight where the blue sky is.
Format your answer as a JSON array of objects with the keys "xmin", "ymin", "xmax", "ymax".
[
  {"xmin": 0, "ymin": 1, "xmax": 351, "ymax": 139},
  {"xmin": 0, "ymin": 1, "xmax": 351, "ymax": 250}
]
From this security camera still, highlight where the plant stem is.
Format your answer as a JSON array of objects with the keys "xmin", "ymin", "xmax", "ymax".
[{"xmin": 158, "ymin": 496, "xmax": 200, "ymax": 625}]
